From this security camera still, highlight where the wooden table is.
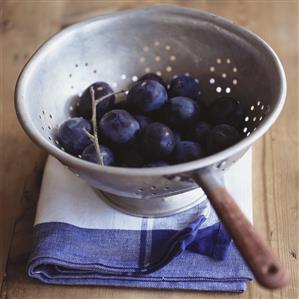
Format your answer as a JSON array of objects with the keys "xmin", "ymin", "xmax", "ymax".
[{"xmin": 1, "ymin": 1, "xmax": 298, "ymax": 298}]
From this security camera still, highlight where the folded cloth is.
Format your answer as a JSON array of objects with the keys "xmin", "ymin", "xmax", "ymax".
[{"xmin": 28, "ymin": 151, "xmax": 253, "ymax": 292}]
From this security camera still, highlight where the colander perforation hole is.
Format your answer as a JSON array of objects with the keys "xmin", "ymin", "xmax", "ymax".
[
  {"xmin": 216, "ymin": 58, "xmax": 221, "ymax": 64},
  {"xmin": 143, "ymin": 46, "xmax": 149, "ymax": 52},
  {"xmin": 85, "ymin": 62, "xmax": 88, "ymax": 67},
  {"xmin": 216, "ymin": 86, "xmax": 222, "ymax": 93},
  {"xmin": 139, "ymin": 57, "xmax": 146, "ymax": 63},
  {"xmin": 48, "ymin": 136, "xmax": 52, "ymax": 141},
  {"xmin": 39, "ymin": 115, "xmax": 42, "ymax": 119},
  {"xmin": 75, "ymin": 64, "xmax": 78, "ymax": 68},
  {"xmin": 132, "ymin": 76, "xmax": 138, "ymax": 82},
  {"xmin": 156, "ymin": 71, "xmax": 162, "ymax": 76},
  {"xmin": 170, "ymin": 55, "xmax": 176, "ymax": 61},
  {"xmin": 233, "ymin": 79, "xmax": 238, "ymax": 85},
  {"xmin": 165, "ymin": 45, "xmax": 171, "ymax": 51},
  {"xmin": 233, "ymin": 67, "xmax": 237, "ymax": 72},
  {"xmin": 245, "ymin": 116, "xmax": 249, "ymax": 122},
  {"xmin": 166, "ymin": 66, "xmax": 172, "ymax": 72},
  {"xmin": 155, "ymin": 56, "xmax": 161, "ymax": 62},
  {"xmin": 154, "ymin": 41, "xmax": 160, "ymax": 46},
  {"xmin": 243, "ymin": 127, "xmax": 248, "ymax": 133},
  {"xmin": 225, "ymin": 87, "xmax": 231, "ymax": 94},
  {"xmin": 121, "ymin": 74, "xmax": 127, "ymax": 80},
  {"xmin": 210, "ymin": 66, "xmax": 215, "ymax": 72},
  {"xmin": 209, "ymin": 78, "xmax": 215, "ymax": 84},
  {"xmin": 222, "ymin": 73, "xmax": 227, "ymax": 78},
  {"xmin": 41, "ymin": 126, "xmax": 44, "ymax": 130},
  {"xmin": 226, "ymin": 58, "xmax": 231, "ymax": 64},
  {"xmin": 49, "ymin": 114, "xmax": 53, "ymax": 119},
  {"xmin": 47, "ymin": 125, "xmax": 51, "ymax": 130},
  {"xmin": 93, "ymin": 69, "xmax": 97, "ymax": 74},
  {"xmin": 145, "ymin": 67, "xmax": 151, "ymax": 73},
  {"xmin": 69, "ymin": 74, "xmax": 72, "ymax": 78},
  {"xmin": 250, "ymin": 105, "xmax": 255, "ymax": 111},
  {"xmin": 150, "ymin": 186, "xmax": 156, "ymax": 190}
]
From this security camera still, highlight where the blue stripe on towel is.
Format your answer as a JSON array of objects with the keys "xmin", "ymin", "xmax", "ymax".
[{"xmin": 28, "ymin": 220, "xmax": 252, "ymax": 292}]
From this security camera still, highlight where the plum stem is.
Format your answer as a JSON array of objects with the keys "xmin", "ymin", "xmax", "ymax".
[
  {"xmin": 83, "ymin": 129, "xmax": 95, "ymax": 141},
  {"xmin": 90, "ymin": 86, "xmax": 104, "ymax": 165},
  {"xmin": 85, "ymin": 87, "xmax": 127, "ymax": 165},
  {"xmin": 94, "ymin": 90, "xmax": 127, "ymax": 106}
]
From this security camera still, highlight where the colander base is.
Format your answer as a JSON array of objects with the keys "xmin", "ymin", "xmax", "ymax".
[{"xmin": 96, "ymin": 188, "xmax": 206, "ymax": 218}]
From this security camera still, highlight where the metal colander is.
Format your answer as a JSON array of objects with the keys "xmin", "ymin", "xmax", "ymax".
[{"xmin": 15, "ymin": 6, "xmax": 287, "ymax": 289}]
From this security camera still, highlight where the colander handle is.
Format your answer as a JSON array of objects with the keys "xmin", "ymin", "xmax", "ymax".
[{"xmin": 193, "ymin": 170, "xmax": 289, "ymax": 289}]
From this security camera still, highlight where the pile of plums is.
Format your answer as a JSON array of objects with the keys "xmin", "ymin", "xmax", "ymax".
[{"xmin": 57, "ymin": 73, "xmax": 244, "ymax": 167}]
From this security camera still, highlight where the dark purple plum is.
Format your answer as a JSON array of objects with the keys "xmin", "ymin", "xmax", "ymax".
[
  {"xmin": 58, "ymin": 117, "xmax": 92, "ymax": 155},
  {"xmin": 206, "ymin": 124, "xmax": 241, "ymax": 154},
  {"xmin": 172, "ymin": 141, "xmax": 205, "ymax": 163},
  {"xmin": 169, "ymin": 75, "xmax": 201, "ymax": 100},
  {"xmin": 119, "ymin": 150, "xmax": 144, "ymax": 168},
  {"xmin": 99, "ymin": 109, "xmax": 140, "ymax": 147},
  {"xmin": 82, "ymin": 144, "xmax": 114, "ymax": 166},
  {"xmin": 127, "ymin": 79, "xmax": 168, "ymax": 113},
  {"xmin": 189, "ymin": 121, "xmax": 211, "ymax": 144},
  {"xmin": 143, "ymin": 122, "xmax": 176, "ymax": 159},
  {"xmin": 208, "ymin": 97, "xmax": 244, "ymax": 127},
  {"xmin": 77, "ymin": 82, "xmax": 115, "ymax": 120},
  {"xmin": 143, "ymin": 160, "xmax": 169, "ymax": 167},
  {"xmin": 173, "ymin": 130, "xmax": 182, "ymax": 144},
  {"xmin": 163, "ymin": 96, "xmax": 200, "ymax": 129},
  {"xmin": 134, "ymin": 115, "xmax": 152, "ymax": 133},
  {"xmin": 138, "ymin": 73, "xmax": 166, "ymax": 88}
]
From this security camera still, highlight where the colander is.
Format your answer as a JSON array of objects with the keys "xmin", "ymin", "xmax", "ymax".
[{"xmin": 15, "ymin": 5, "xmax": 288, "ymax": 289}]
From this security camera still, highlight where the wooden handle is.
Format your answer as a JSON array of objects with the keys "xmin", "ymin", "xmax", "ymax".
[{"xmin": 194, "ymin": 172, "xmax": 289, "ymax": 289}]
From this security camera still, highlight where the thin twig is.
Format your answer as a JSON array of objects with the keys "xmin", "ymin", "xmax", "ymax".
[
  {"xmin": 90, "ymin": 86, "xmax": 104, "ymax": 165},
  {"xmin": 83, "ymin": 128, "xmax": 95, "ymax": 141},
  {"xmin": 84, "ymin": 87, "xmax": 127, "ymax": 165},
  {"xmin": 95, "ymin": 89, "xmax": 127, "ymax": 106}
]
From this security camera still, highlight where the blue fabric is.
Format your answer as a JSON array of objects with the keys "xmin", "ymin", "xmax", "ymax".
[{"xmin": 27, "ymin": 201, "xmax": 252, "ymax": 292}]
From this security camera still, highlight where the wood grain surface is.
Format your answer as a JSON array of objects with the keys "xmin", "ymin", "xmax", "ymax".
[{"xmin": 0, "ymin": 1, "xmax": 298, "ymax": 298}]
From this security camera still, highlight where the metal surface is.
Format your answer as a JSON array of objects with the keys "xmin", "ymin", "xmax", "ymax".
[
  {"xmin": 15, "ymin": 5, "xmax": 286, "ymax": 216},
  {"xmin": 99, "ymin": 188, "xmax": 206, "ymax": 217}
]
